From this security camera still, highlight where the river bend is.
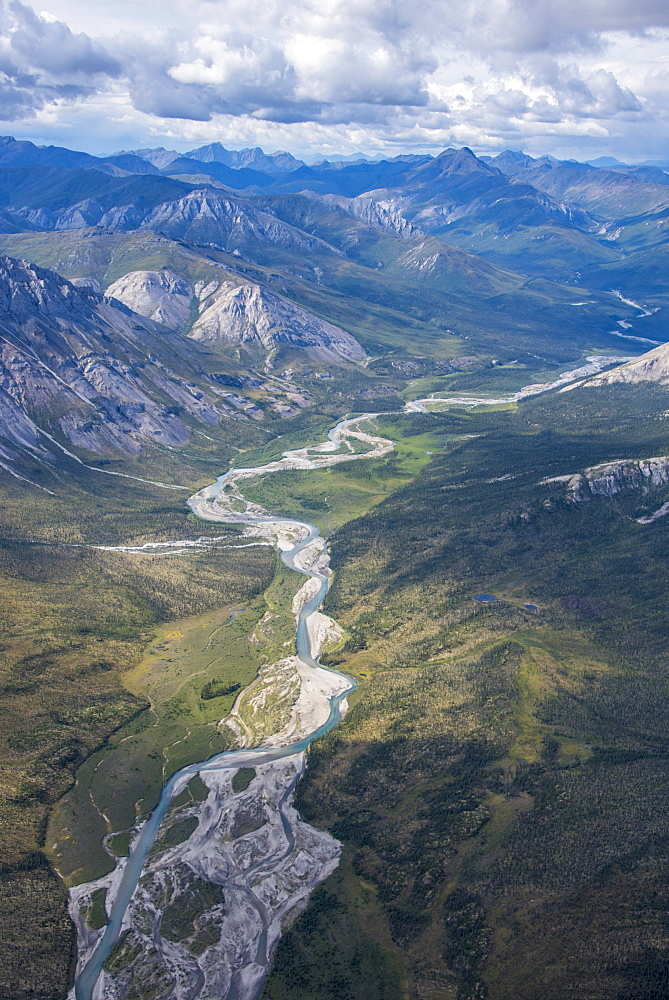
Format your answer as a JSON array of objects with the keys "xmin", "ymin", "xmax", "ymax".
[
  {"xmin": 70, "ymin": 414, "xmax": 393, "ymax": 1000},
  {"xmin": 69, "ymin": 357, "xmax": 629, "ymax": 999}
]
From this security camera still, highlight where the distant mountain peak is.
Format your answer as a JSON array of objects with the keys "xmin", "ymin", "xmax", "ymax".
[
  {"xmin": 186, "ymin": 141, "xmax": 242, "ymax": 163},
  {"xmin": 124, "ymin": 147, "xmax": 181, "ymax": 169},
  {"xmin": 183, "ymin": 143, "xmax": 305, "ymax": 174},
  {"xmin": 426, "ymin": 146, "xmax": 499, "ymax": 176},
  {"xmin": 0, "ymin": 135, "xmax": 97, "ymax": 169},
  {"xmin": 493, "ymin": 149, "xmax": 535, "ymax": 168},
  {"xmin": 437, "ymin": 146, "xmax": 476, "ymax": 160},
  {"xmin": 587, "ymin": 156, "xmax": 626, "ymax": 167}
]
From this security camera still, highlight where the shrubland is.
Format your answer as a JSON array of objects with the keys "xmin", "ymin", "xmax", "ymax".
[
  {"xmin": 7, "ymin": 377, "xmax": 669, "ymax": 1000},
  {"xmin": 0, "ymin": 471, "xmax": 275, "ymax": 1000},
  {"xmin": 264, "ymin": 385, "xmax": 669, "ymax": 1000}
]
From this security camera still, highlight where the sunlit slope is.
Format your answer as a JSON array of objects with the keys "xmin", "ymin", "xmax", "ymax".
[{"xmin": 0, "ymin": 222, "xmax": 645, "ymax": 364}]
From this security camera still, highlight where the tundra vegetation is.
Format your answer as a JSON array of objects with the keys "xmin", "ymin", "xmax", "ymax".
[
  {"xmin": 0, "ymin": 405, "xmax": 429, "ymax": 998},
  {"xmin": 6, "ymin": 381, "xmax": 669, "ymax": 1000},
  {"xmin": 263, "ymin": 385, "xmax": 669, "ymax": 1000},
  {"xmin": 0, "ymin": 468, "xmax": 276, "ymax": 999},
  {"xmin": 5, "ymin": 135, "xmax": 669, "ymax": 1000}
]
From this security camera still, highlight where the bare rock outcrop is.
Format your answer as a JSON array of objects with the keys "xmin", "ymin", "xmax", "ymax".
[
  {"xmin": 189, "ymin": 281, "xmax": 367, "ymax": 363},
  {"xmin": 318, "ymin": 192, "xmax": 421, "ymax": 238},
  {"xmin": 106, "ymin": 269, "xmax": 194, "ymax": 330},
  {"xmin": 543, "ymin": 456, "xmax": 669, "ymax": 523},
  {"xmin": 0, "ymin": 256, "xmax": 228, "ymax": 461},
  {"xmin": 584, "ymin": 342, "xmax": 669, "ymax": 386}
]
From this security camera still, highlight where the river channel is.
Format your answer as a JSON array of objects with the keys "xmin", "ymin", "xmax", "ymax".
[
  {"xmin": 71, "ymin": 355, "xmax": 632, "ymax": 999},
  {"xmin": 73, "ymin": 414, "xmax": 393, "ymax": 1000}
]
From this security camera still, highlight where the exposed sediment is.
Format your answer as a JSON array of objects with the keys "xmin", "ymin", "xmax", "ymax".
[
  {"xmin": 406, "ymin": 355, "xmax": 634, "ymax": 412},
  {"xmin": 69, "ymin": 414, "xmax": 393, "ymax": 1000},
  {"xmin": 71, "ymin": 756, "xmax": 341, "ymax": 1000}
]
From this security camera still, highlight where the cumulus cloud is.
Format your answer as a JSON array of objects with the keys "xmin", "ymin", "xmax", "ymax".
[
  {"xmin": 116, "ymin": 1, "xmax": 436, "ymax": 125},
  {"xmin": 98, "ymin": 0, "xmax": 652, "ymax": 131},
  {"xmin": 5, "ymin": 0, "xmax": 669, "ymax": 158},
  {"xmin": 0, "ymin": 0, "xmax": 119, "ymax": 119}
]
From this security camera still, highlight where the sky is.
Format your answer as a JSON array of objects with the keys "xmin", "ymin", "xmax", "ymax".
[{"xmin": 1, "ymin": 0, "xmax": 669, "ymax": 161}]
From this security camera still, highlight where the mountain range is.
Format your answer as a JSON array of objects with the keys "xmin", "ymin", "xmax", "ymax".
[
  {"xmin": 0, "ymin": 134, "xmax": 668, "ymax": 482},
  {"xmin": 0, "ymin": 251, "xmax": 378, "ymax": 490},
  {"xmin": 6, "ymin": 133, "xmax": 669, "ymax": 1000},
  {"xmin": 0, "ymin": 135, "xmax": 666, "ymax": 290}
]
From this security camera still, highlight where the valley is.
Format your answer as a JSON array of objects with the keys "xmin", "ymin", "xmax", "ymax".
[
  {"xmin": 2, "ymin": 134, "xmax": 669, "ymax": 1000},
  {"xmin": 68, "ymin": 413, "xmax": 394, "ymax": 1000},
  {"xmin": 273, "ymin": 386, "xmax": 669, "ymax": 1000},
  {"xmin": 63, "ymin": 378, "xmax": 669, "ymax": 1000}
]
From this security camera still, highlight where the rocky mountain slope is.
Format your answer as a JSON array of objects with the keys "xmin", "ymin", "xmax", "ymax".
[
  {"xmin": 106, "ymin": 267, "xmax": 367, "ymax": 363},
  {"xmin": 105, "ymin": 269, "xmax": 194, "ymax": 330},
  {"xmin": 583, "ymin": 342, "xmax": 669, "ymax": 386},
  {"xmin": 190, "ymin": 281, "xmax": 367, "ymax": 362},
  {"xmin": 491, "ymin": 150, "xmax": 669, "ymax": 223},
  {"xmin": 7, "ymin": 185, "xmax": 336, "ymax": 265},
  {"xmin": 0, "ymin": 256, "xmax": 292, "ymax": 474},
  {"xmin": 4, "ymin": 135, "xmax": 669, "ymax": 270},
  {"xmin": 0, "ymin": 256, "xmax": 214, "ymax": 457},
  {"xmin": 321, "ymin": 192, "xmax": 420, "ymax": 238}
]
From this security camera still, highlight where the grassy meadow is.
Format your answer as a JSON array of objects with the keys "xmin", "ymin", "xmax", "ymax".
[
  {"xmin": 0, "ymin": 405, "xmax": 443, "ymax": 998},
  {"xmin": 0, "ymin": 459, "xmax": 278, "ymax": 999},
  {"xmin": 241, "ymin": 417, "xmax": 458, "ymax": 532}
]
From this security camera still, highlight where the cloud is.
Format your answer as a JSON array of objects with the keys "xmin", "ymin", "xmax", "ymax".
[
  {"xmin": 5, "ymin": 0, "xmax": 669, "ymax": 159},
  {"xmin": 117, "ymin": 1, "xmax": 436, "ymax": 126},
  {"xmin": 0, "ymin": 0, "xmax": 119, "ymax": 119},
  {"xmin": 8, "ymin": 0, "xmax": 119, "ymax": 76},
  {"xmin": 105, "ymin": 0, "xmax": 656, "ymax": 129}
]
